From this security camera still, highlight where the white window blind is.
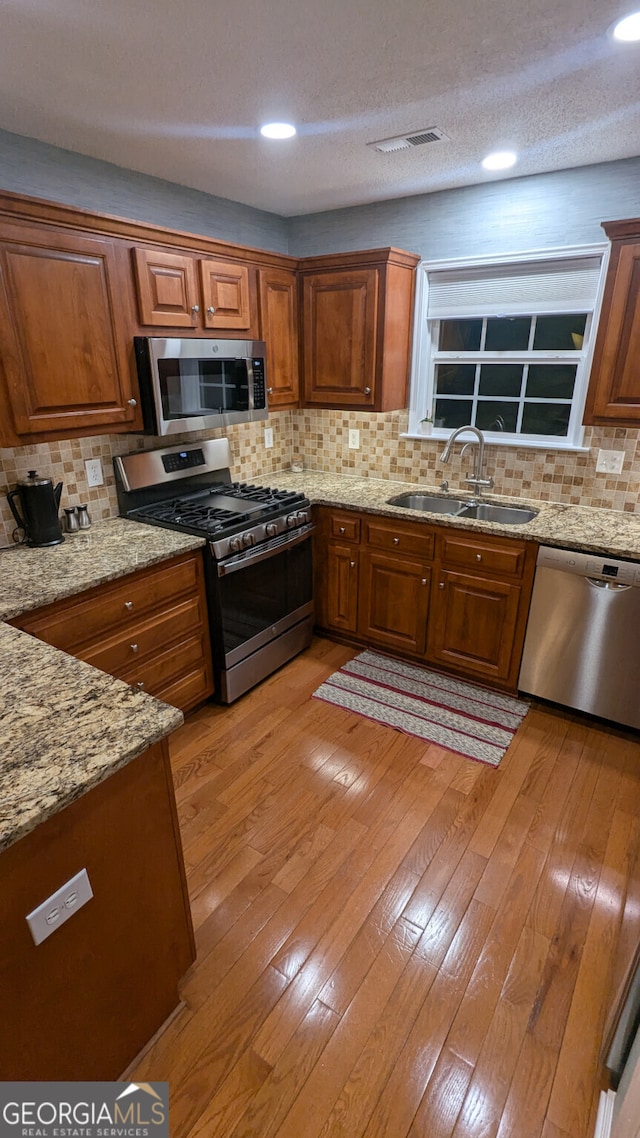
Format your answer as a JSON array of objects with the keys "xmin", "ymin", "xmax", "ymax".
[{"xmin": 426, "ymin": 256, "xmax": 603, "ymax": 318}]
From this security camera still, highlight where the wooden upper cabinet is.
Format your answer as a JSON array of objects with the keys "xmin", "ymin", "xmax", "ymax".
[
  {"xmin": 132, "ymin": 247, "xmax": 199, "ymax": 327},
  {"xmin": 200, "ymin": 258, "xmax": 252, "ymax": 330},
  {"xmin": 300, "ymin": 248, "xmax": 420, "ymax": 411},
  {"xmin": 258, "ymin": 267, "xmax": 299, "ymax": 408},
  {"xmin": 584, "ymin": 220, "xmax": 640, "ymax": 425},
  {"xmin": 0, "ymin": 224, "xmax": 141, "ymax": 443},
  {"xmin": 133, "ymin": 247, "xmax": 257, "ymax": 334}
]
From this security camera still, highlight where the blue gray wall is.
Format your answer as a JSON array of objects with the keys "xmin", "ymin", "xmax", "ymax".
[
  {"xmin": 288, "ymin": 157, "xmax": 640, "ymax": 261},
  {"xmin": 0, "ymin": 128, "xmax": 289, "ymax": 252}
]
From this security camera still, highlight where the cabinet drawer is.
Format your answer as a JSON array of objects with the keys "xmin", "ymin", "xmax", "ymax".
[
  {"xmin": 329, "ymin": 513, "xmax": 361, "ymax": 543},
  {"xmin": 79, "ymin": 596, "xmax": 203, "ymax": 675},
  {"xmin": 119, "ymin": 633, "xmax": 209, "ymax": 696},
  {"xmin": 154, "ymin": 664, "xmax": 213, "ymax": 712},
  {"xmin": 365, "ymin": 520, "xmax": 434, "ymax": 560},
  {"xmin": 17, "ymin": 554, "xmax": 201, "ymax": 652},
  {"xmin": 438, "ymin": 531, "xmax": 527, "ymax": 578}
]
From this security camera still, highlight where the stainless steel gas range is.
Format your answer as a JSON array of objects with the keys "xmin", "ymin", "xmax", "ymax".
[{"xmin": 114, "ymin": 439, "xmax": 314, "ymax": 703}]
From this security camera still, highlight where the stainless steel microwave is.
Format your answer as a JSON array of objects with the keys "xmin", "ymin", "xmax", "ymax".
[{"xmin": 134, "ymin": 337, "xmax": 268, "ymax": 436}]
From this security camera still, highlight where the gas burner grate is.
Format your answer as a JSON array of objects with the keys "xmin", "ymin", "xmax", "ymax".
[{"xmin": 136, "ymin": 500, "xmax": 251, "ymax": 532}]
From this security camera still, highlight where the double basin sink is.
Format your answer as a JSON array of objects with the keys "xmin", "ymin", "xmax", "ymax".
[{"xmin": 387, "ymin": 492, "xmax": 538, "ymax": 526}]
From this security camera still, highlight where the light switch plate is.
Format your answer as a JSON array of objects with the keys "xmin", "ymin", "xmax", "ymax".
[
  {"xmin": 596, "ymin": 449, "xmax": 625, "ymax": 475},
  {"xmin": 26, "ymin": 868, "xmax": 93, "ymax": 946},
  {"xmin": 85, "ymin": 458, "xmax": 104, "ymax": 487},
  {"xmin": 264, "ymin": 427, "xmax": 274, "ymax": 449},
  {"xmin": 348, "ymin": 428, "xmax": 360, "ymax": 450}
]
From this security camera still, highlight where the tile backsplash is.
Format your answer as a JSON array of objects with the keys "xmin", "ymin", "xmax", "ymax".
[{"xmin": 2, "ymin": 406, "xmax": 639, "ymax": 547}]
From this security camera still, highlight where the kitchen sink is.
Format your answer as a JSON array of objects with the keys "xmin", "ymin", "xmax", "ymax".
[
  {"xmin": 386, "ymin": 493, "xmax": 470, "ymax": 514},
  {"xmin": 386, "ymin": 492, "xmax": 538, "ymax": 525},
  {"xmin": 458, "ymin": 503, "xmax": 538, "ymax": 524}
]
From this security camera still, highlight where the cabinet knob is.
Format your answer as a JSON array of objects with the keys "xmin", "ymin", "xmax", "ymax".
[
  {"xmin": 124, "ymin": 601, "xmax": 134, "ymax": 610},
  {"xmin": 393, "ymin": 537, "xmax": 399, "ymax": 545},
  {"xmin": 192, "ymin": 304, "xmax": 200, "ymax": 314},
  {"xmin": 364, "ymin": 387, "xmax": 371, "ymax": 396},
  {"xmin": 421, "ymin": 578, "xmax": 428, "ymax": 585},
  {"xmin": 207, "ymin": 306, "xmax": 215, "ymax": 314},
  {"xmin": 339, "ymin": 526, "xmax": 346, "ymax": 534},
  {"xmin": 476, "ymin": 553, "xmax": 482, "ymax": 561},
  {"xmin": 127, "ymin": 398, "xmax": 137, "ymax": 406},
  {"xmin": 136, "ymin": 681, "xmax": 145, "ymax": 689},
  {"xmin": 350, "ymin": 561, "xmax": 356, "ymax": 568},
  {"xmin": 130, "ymin": 643, "xmax": 139, "ymax": 653},
  {"xmin": 267, "ymin": 387, "xmax": 273, "ymax": 395},
  {"xmin": 439, "ymin": 581, "xmax": 445, "ymax": 589}
]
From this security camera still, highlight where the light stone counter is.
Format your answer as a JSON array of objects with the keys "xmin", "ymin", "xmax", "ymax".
[
  {"xmin": 274, "ymin": 470, "xmax": 640, "ymax": 561},
  {"xmin": 0, "ymin": 516, "xmax": 206, "ymax": 621},
  {"xmin": 0, "ymin": 622, "xmax": 183, "ymax": 852}
]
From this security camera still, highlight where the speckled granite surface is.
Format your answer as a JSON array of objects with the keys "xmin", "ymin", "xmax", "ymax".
[
  {"xmin": 0, "ymin": 622, "xmax": 183, "ymax": 852},
  {"xmin": 0, "ymin": 516, "xmax": 206, "ymax": 621},
  {"xmin": 274, "ymin": 470, "xmax": 640, "ymax": 560}
]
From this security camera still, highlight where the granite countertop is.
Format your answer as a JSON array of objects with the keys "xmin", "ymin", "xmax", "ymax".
[
  {"xmin": 273, "ymin": 470, "xmax": 640, "ymax": 560},
  {"xmin": 0, "ymin": 622, "xmax": 183, "ymax": 852},
  {"xmin": 0, "ymin": 515, "xmax": 206, "ymax": 621}
]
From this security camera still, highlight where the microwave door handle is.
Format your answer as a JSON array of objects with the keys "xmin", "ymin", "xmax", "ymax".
[{"xmin": 216, "ymin": 524, "xmax": 315, "ymax": 577}]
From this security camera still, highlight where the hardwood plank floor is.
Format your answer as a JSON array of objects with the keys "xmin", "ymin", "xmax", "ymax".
[{"xmin": 132, "ymin": 637, "xmax": 640, "ymax": 1138}]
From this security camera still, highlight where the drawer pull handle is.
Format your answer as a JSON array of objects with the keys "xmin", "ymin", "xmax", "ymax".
[
  {"xmin": 124, "ymin": 601, "xmax": 134, "ymax": 610},
  {"xmin": 339, "ymin": 526, "xmax": 346, "ymax": 534},
  {"xmin": 350, "ymin": 561, "xmax": 356, "ymax": 568},
  {"xmin": 439, "ymin": 581, "xmax": 445, "ymax": 589},
  {"xmin": 476, "ymin": 553, "xmax": 482, "ymax": 561},
  {"xmin": 130, "ymin": 643, "xmax": 139, "ymax": 653},
  {"xmin": 393, "ymin": 537, "xmax": 399, "ymax": 545},
  {"xmin": 136, "ymin": 681, "xmax": 145, "ymax": 689},
  {"xmin": 421, "ymin": 578, "xmax": 428, "ymax": 585}
]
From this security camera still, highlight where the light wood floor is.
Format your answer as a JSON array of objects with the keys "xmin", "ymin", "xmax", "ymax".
[{"xmin": 132, "ymin": 637, "xmax": 640, "ymax": 1138}]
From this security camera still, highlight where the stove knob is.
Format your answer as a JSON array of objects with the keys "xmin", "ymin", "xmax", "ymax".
[
  {"xmin": 286, "ymin": 513, "xmax": 298, "ymax": 528},
  {"xmin": 229, "ymin": 535, "xmax": 244, "ymax": 552},
  {"xmin": 296, "ymin": 510, "xmax": 309, "ymax": 524},
  {"xmin": 266, "ymin": 522, "xmax": 279, "ymax": 537},
  {"xmin": 243, "ymin": 532, "xmax": 255, "ymax": 547}
]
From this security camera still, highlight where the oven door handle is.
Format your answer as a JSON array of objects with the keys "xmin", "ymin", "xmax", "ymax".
[{"xmin": 216, "ymin": 523, "xmax": 315, "ymax": 577}]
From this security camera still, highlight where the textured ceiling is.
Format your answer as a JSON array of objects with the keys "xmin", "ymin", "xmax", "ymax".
[{"xmin": 0, "ymin": 0, "xmax": 639, "ymax": 216}]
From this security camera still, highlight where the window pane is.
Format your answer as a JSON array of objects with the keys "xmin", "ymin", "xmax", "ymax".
[
  {"xmin": 533, "ymin": 313, "xmax": 587, "ymax": 351},
  {"xmin": 526, "ymin": 365, "xmax": 577, "ymax": 399},
  {"xmin": 475, "ymin": 402, "xmax": 518, "ymax": 432},
  {"xmin": 485, "ymin": 317, "xmax": 531, "ymax": 351},
  {"xmin": 435, "ymin": 363, "xmax": 476, "ymax": 395},
  {"xmin": 434, "ymin": 399, "xmax": 474, "ymax": 428},
  {"xmin": 478, "ymin": 364, "xmax": 523, "ymax": 397},
  {"xmin": 439, "ymin": 319, "xmax": 482, "ymax": 351},
  {"xmin": 521, "ymin": 403, "xmax": 571, "ymax": 436}
]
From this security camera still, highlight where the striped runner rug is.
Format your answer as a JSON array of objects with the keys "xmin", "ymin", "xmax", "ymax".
[{"xmin": 312, "ymin": 649, "xmax": 529, "ymax": 767}]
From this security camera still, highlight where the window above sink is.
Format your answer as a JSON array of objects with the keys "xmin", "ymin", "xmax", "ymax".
[{"xmin": 406, "ymin": 245, "xmax": 609, "ymax": 451}]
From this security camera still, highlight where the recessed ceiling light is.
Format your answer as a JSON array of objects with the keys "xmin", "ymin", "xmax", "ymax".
[
  {"xmin": 612, "ymin": 11, "xmax": 640, "ymax": 40},
  {"xmin": 481, "ymin": 150, "xmax": 518, "ymax": 171},
  {"xmin": 260, "ymin": 122, "xmax": 296, "ymax": 139}
]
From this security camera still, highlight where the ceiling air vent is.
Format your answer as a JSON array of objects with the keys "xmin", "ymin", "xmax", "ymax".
[{"xmin": 368, "ymin": 128, "xmax": 449, "ymax": 153}]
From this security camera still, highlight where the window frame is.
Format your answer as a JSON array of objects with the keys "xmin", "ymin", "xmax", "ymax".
[{"xmin": 405, "ymin": 244, "xmax": 610, "ymax": 451}]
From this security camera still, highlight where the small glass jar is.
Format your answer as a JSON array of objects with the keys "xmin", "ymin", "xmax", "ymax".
[{"xmin": 291, "ymin": 457, "xmax": 304, "ymax": 474}]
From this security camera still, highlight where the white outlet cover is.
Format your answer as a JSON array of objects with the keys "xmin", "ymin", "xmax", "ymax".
[
  {"xmin": 84, "ymin": 457, "xmax": 104, "ymax": 487},
  {"xmin": 349, "ymin": 429, "xmax": 360, "ymax": 449},
  {"xmin": 264, "ymin": 427, "xmax": 274, "ymax": 449},
  {"xmin": 26, "ymin": 868, "xmax": 93, "ymax": 945},
  {"xmin": 596, "ymin": 449, "xmax": 625, "ymax": 475}
]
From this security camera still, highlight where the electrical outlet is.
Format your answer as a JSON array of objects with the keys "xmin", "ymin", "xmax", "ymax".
[
  {"xmin": 596, "ymin": 449, "xmax": 625, "ymax": 475},
  {"xmin": 26, "ymin": 868, "xmax": 93, "ymax": 946},
  {"xmin": 348, "ymin": 428, "xmax": 360, "ymax": 450},
  {"xmin": 84, "ymin": 458, "xmax": 104, "ymax": 487},
  {"xmin": 264, "ymin": 427, "xmax": 274, "ymax": 449}
]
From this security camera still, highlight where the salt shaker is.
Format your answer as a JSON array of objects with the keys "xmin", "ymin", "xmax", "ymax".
[
  {"xmin": 76, "ymin": 504, "xmax": 91, "ymax": 530},
  {"xmin": 64, "ymin": 507, "xmax": 79, "ymax": 534}
]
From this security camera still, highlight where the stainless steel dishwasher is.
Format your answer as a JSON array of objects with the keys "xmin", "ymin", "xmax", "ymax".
[{"xmin": 519, "ymin": 545, "xmax": 640, "ymax": 730}]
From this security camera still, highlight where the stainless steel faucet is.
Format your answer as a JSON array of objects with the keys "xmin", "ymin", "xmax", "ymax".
[{"xmin": 439, "ymin": 425, "xmax": 494, "ymax": 494}]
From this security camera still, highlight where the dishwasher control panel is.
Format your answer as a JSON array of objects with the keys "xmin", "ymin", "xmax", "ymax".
[{"xmin": 536, "ymin": 545, "xmax": 640, "ymax": 585}]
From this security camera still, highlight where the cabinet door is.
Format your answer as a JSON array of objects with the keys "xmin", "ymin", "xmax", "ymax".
[
  {"xmin": 428, "ymin": 570, "xmax": 521, "ymax": 685},
  {"xmin": 132, "ymin": 247, "xmax": 199, "ymax": 327},
  {"xmin": 360, "ymin": 552, "xmax": 430, "ymax": 655},
  {"xmin": 302, "ymin": 269, "xmax": 378, "ymax": 406},
  {"xmin": 199, "ymin": 258, "xmax": 253, "ymax": 331},
  {"xmin": 325, "ymin": 542, "xmax": 359, "ymax": 633},
  {"xmin": 584, "ymin": 240, "xmax": 640, "ymax": 423},
  {"xmin": 258, "ymin": 267, "xmax": 299, "ymax": 407},
  {"xmin": 0, "ymin": 226, "xmax": 140, "ymax": 438}
]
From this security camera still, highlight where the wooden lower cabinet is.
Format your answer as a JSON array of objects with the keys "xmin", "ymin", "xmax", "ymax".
[
  {"xmin": 314, "ymin": 505, "xmax": 537, "ymax": 691},
  {"xmin": 11, "ymin": 550, "xmax": 214, "ymax": 712},
  {"xmin": 427, "ymin": 570, "xmax": 522, "ymax": 685},
  {"xmin": 0, "ymin": 738, "xmax": 195, "ymax": 1080}
]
